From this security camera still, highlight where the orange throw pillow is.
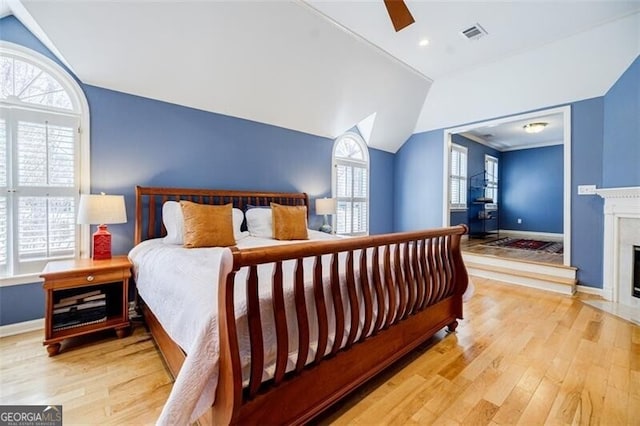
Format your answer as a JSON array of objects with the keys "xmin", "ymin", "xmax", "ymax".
[
  {"xmin": 180, "ymin": 201, "xmax": 236, "ymax": 248},
  {"xmin": 271, "ymin": 203, "xmax": 309, "ymax": 240}
]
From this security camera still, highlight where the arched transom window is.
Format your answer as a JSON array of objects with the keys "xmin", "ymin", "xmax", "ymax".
[
  {"xmin": 1, "ymin": 43, "xmax": 88, "ymax": 280},
  {"xmin": 332, "ymin": 133, "xmax": 369, "ymax": 236},
  {"xmin": 1, "ymin": 55, "xmax": 76, "ymax": 111}
]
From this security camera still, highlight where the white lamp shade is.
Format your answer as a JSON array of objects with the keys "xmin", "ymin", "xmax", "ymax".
[
  {"xmin": 316, "ymin": 197, "xmax": 337, "ymax": 215},
  {"xmin": 77, "ymin": 194, "xmax": 127, "ymax": 225}
]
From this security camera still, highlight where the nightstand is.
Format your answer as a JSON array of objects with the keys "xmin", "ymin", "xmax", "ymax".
[{"xmin": 41, "ymin": 256, "xmax": 132, "ymax": 356}]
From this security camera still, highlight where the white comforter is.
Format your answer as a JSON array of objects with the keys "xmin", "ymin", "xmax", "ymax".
[{"xmin": 129, "ymin": 231, "xmax": 342, "ymax": 425}]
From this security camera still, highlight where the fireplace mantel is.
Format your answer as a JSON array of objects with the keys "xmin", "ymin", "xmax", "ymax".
[
  {"xmin": 595, "ymin": 187, "xmax": 640, "ymax": 199},
  {"xmin": 595, "ymin": 186, "xmax": 640, "ymax": 303}
]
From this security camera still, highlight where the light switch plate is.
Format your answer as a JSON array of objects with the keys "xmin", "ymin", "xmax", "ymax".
[{"xmin": 578, "ymin": 184, "xmax": 597, "ymax": 195}]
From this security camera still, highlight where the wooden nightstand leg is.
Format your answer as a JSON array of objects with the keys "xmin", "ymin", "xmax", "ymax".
[
  {"xmin": 46, "ymin": 343, "xmax": 61, "ymax": 357},
  {"xmin": 115, "ymin": 326, "xmax": 130, "ymax": 339}
]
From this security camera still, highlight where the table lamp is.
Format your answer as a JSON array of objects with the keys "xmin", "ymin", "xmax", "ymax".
[
  {"xmin": 77, "ymin": 193, "xmax": 127, "ymax": 260},
  {"xmin": 315, "ymin": 197, "xmax": 337, "ymax": 234}
]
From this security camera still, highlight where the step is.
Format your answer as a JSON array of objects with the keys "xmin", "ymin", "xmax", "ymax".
[{"xmin": 463, "ymin": 252, "xmax": 577, "ymax": 296}]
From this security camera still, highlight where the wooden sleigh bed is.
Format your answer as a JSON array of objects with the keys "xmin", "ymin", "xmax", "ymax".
[{"xmin": 133, "ymin": 185, "xmax": 469, "ymax": 425}]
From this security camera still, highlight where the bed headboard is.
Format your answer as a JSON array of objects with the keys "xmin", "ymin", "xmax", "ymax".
[{"xmin": 134, "ymin": 186, "xmax": 310, "ymax": 245}]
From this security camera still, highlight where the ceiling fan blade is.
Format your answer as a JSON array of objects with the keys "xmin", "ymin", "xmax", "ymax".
[{"xmin": 383, "ymin": 0, "xmax": 415, "ymax": 32}]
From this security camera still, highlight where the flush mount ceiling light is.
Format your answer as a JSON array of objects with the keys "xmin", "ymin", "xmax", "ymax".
[
  {"xmin": 419, "ymin": 38, "xmax": 430, "ymax": 47},
  {"xmin": 523, "ymin": 122, "xmax": 548, "ymax": 133}
]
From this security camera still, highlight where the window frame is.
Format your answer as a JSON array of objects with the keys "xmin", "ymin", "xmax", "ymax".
[
  {"xmin": 0, "ymin": 42, "xmax": 90, "ymax": 286},
  {"xmin": 484, "ymin": 154, "xmax": 499, "ymax": 211},
  {"xmin": 331, "ymin": 132, "xmax": 369, "ymax": 236},
  {"xmin": 449, "ymin": 143, "xmax": 468, "ymax": 211}
]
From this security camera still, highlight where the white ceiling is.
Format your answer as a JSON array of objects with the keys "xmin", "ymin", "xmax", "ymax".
[
  {"xmin": 309, "ymin": 1, "xmax": 640, "ymax": 133},
  {"xmin": 12, "ymin": 0, "xmax": 431, "ymax": 153},
  {"xmin": 461, "ymin": 112, "xmax": 564, "ymax": 151},
  {"xmin": 417, "ymin": 10, "xmax": 640, "ymax": 133},
  {"xmin": 308, "ymin": 1, "xmax": 640, "ymax": 80},
  {"xmin": 5, "ymin": 0, "xmax": 640, "ymax": 153}
]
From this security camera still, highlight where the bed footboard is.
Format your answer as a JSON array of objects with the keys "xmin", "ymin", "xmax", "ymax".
[{"xmin": 214, "ymin": 225, "xmax": 468, "ymax": 425}]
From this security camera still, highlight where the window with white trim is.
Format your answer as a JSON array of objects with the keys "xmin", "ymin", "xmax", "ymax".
[
  {"xmin": 485, "ymin": 154, "xmax": 498, "ymax": 210},
  {"xmin": 332, "ymin": 133, "xmax": 369, "ymax": 236},
  {"xmin": 1, "ymin": 45, "xmax": 85, "ymax": 278},
  {"xmin": 449, "ymin": 143, "xmax": 467, "ymax": 210}
]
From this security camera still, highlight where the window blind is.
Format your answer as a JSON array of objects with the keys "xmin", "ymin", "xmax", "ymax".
[
  {"xmin": 333, "ymin": 134, "xmax": 369, "ymax": 236},
  {"xmin": 0, "ymin": 118, "xmax": 6, "ymax": 272},
  {"xmin": 2, "ymin": 109, "xmax": 79, "ymax": 276},
  {"xmin": 450, "ymin": 144, "xmax": 468, "ymax": 209},
  {"xmin": 485, "ymin": 155, "xmax": 499, "ymax": 208}
]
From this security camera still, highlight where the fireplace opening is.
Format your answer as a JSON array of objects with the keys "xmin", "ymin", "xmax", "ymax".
[{"xmin": 634, "ymin": 245, "xmax": 640, "ymax": 298}]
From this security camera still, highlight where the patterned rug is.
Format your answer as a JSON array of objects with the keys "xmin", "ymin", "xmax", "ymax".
[{"xmin": 484, "ymin": 237, "xmax": 564, "ymax": 254}]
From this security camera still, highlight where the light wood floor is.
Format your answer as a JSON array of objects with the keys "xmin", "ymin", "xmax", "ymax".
[{"xmin": 1, "ymin": 278, "xmax": 638, "ymax": 425}]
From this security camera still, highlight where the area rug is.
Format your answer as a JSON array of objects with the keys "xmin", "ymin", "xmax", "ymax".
[{"xmin": 484, "ymin": 237, "xmax": 564, "ymax": 254}]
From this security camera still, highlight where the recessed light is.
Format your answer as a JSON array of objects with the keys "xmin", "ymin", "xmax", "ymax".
[
  {"xmin": 419, "ymin": 39, "xmax": 430, "ymax": 47},
  {"xmin": 523, "ymin": 122, "xmax": 548, "ymax": 134}
]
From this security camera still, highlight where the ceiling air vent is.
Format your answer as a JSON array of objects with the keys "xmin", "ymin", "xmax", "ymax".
[{"xmin": 461, "ymin": 23, "xmax": 488, "ymax": 41}]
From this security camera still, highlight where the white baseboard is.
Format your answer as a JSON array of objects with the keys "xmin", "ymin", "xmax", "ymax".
[
  {"xmin": 498, "ymin": 230, "xmax": 563, "ymax": 241},
  {"xmin": 0, "ymin": 318, "xmax": 44, "ymax": 338},
  {"xmin": 576, "ymin": 284, "xmax": 604, "ymax": 298}
]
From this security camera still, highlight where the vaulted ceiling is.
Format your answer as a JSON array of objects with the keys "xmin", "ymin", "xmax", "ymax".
[{"xmin": 3, "ymin": 0, "xmax": 640, "ymax": 153}]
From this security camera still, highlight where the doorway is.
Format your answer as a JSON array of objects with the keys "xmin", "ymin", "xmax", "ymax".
[{"xmin": 442, "ymin": 106, "xmax": 571, "ymax": 266}]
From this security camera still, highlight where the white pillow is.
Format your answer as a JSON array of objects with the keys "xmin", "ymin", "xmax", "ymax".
[
  {"xmin": 245, "ymin": 207, "xmax": 272, "ymax": 238},
  {"xmin": 232, "ymin": 208, "xmax": 247, "ymax": 241},
  {"xmin": 162, "ymin": 201, "xmax": 245, "ymax": 244},
  {"xmin": 162, "ymin": 201, "xmax": 184, "ymax": 244}
]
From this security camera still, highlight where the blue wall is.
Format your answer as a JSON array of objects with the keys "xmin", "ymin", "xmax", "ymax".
[
  {"xmin": 499, "ymin": 145, "xmax": 563, "ymax": 233},
  {"xmin": 87, "ymin": 84, "xmax": 395, "ymax": 248},
  {"xmin": 393, "ymin": 129, "xmax": 444, "ymax": 231},
  {"xmin": 0, "ymin": 16, "xmax": 395, "ymax": 325},
  {"xmin": 603, "ymin": 56, "xmax": 640, "ymax": 188},
  {"xmin": 570, "ymin": 98, "xmax": 605, "ymax": 288}
]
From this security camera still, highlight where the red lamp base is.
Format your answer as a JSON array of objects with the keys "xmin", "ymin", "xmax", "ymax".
[{"xmin": 92, "ymin": 224, "xmax": 112, "ymax": 260}]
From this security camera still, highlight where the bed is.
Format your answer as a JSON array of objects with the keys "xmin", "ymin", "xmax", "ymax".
[{"xmin": 131, "ymin": 186, "xmax": 469, "ymax": 425}]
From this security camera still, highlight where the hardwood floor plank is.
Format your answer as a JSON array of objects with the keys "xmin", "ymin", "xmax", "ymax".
[
  {"xmin": 614, "ymin": 319, "xmax": 633, "ymax": 350},
  {"xmin": 601, "ymin": 385, "xmax": 629, "ymax": 425},
  {"xmin": 483, "ymin": 363, "xmax": 527, "ymax": 406},
  {"xmin": 517, "ymin": 377, "xmax": 559, "ymax": 425},
  {"xmin": 630, "ymin": 370, "xmax": 640, "ymax": 398},
  {"xmin": 349, "ymin": 374, "xmax": 426, "ymax": 424},
  {"xmin": 491, "ymin": 386, "xmax": 532, "ymax": 425},
  {"xmin": 461, "ymin": 398, "xmax": 500, "ymax": 425},
  {"xmin": 579, "ymin": 364, "xmax": 608, "ymax": 426},
  {"xmin": 628, "ymin": 395, "xmax": 640, "ymax": 425}
]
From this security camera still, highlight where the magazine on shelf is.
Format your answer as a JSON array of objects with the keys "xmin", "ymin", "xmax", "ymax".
[
  {"xmin": 83, "ymin": 294, "xmax": 107, "ymax": 302},
  {"xmin": 53, "ymin": 307, "xmax": 107, "ymax": 327},
  {"xmin": 53, "ymin": 306, "xmax": 107, "ymax": 320},
  {"xmin": 54, "ymin": 292, "xmax": 105, "ymax": 309},
  {"xmin": 57, "ymin": 289, "xmax": 102, "ymax": 305},
  {"xmin": 53, "ymin": 316, "xmax": 107, "ymax": 332},
  {"xmin": 53, "ymin": 299, "xmax": 106, "ymax": 314}
]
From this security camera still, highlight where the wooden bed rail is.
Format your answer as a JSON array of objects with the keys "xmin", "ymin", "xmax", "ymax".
[{"xmin": 214, "ymin": 225, "xmax": 469, "ymax": 425}]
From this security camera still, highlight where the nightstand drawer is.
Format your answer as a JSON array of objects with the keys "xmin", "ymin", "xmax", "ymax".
[{"xmin": 44, "ymin": 269, "xmax": 129, "ymax": 289}]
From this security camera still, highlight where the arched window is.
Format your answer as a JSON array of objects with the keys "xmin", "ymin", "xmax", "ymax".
[
  {"xmin": 332, "ymin": 132, "xmax": 369, "ymax": 236},
  {"xmin": 1, "ymin": 42, "xmax": 89, "ymax": 281}
]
